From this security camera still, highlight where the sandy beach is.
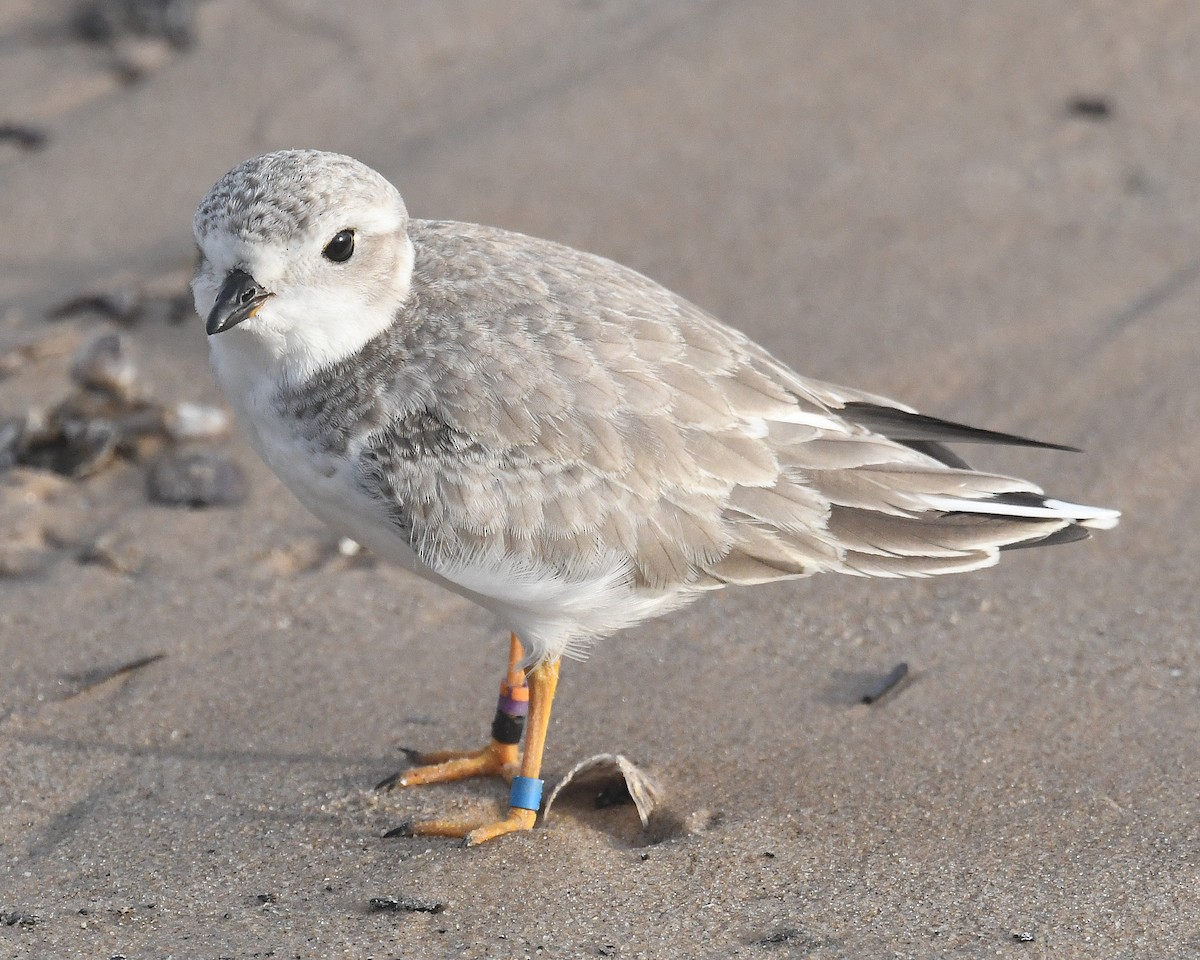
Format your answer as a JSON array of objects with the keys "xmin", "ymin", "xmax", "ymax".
[{"xmin": 1, "ymin": 2, "xmax": 1196, "ymax": 957}]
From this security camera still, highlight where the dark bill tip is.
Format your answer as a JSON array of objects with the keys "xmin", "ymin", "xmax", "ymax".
[{"xmin": 206, "ymin": 268, "xmax": 270, "ymax": 335}]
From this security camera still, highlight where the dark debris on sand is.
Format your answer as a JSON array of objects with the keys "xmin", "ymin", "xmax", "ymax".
[
  {"xmin": 73, "ymin": 0, "xmax": 204, "ymax": 51},
  {"xmin": 2, "ymin": 331, "xmax": 235, "ymax": 497},
  {"xmin": 368, "ymin": 895, "xmax": 446, "ymax": 915}
]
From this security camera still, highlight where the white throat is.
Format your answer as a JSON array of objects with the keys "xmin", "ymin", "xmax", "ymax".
[{"xmin": 205, "ymin": 233, "xmax": 413, "ymax": 397}]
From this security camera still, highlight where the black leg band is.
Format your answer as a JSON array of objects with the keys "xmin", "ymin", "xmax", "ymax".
[{"xmin": 491, "ymin": 709, "xmax": 525, "ymax": 746}]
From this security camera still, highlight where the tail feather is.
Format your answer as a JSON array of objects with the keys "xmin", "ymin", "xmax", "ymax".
[{"xmin": 923, "ymin": 492, "xmax": 1121, "ymax": 529}]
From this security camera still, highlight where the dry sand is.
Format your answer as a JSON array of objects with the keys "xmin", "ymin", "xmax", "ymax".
[{"xmin": 1, "ymin": 2, "xmax": 1197, "ymax": 957}]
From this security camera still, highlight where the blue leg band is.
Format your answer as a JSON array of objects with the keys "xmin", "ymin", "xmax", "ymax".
[{"xmin": 509, "ymin": 775, "xmax": 544, "ymax": 812}]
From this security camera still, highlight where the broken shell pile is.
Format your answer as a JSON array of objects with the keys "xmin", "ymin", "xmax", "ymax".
[{"xmin": 1, "ymin": 331, "xmax": 246, "ymax": 507}]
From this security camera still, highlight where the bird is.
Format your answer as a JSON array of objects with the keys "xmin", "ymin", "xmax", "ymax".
[{"xmin": 192, "ymin": 149, "xmax": 1119, "ymax": 846}]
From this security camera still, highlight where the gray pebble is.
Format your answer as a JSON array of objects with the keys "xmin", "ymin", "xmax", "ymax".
[
  {"xmin": 49, "ymin": 287, "xmax": 143, "ymax": 325},
  {"xmin": 78, "ymin": 531, "xmax": 144, "ymax": 575},
  {"xmin": 70, "ymin": 333, "xmax": 138, "ymax": 400},
  {"xmin": 22, "ymin": 418, "xmax": 118, "ymax": 478},
  {"xmin": 0, "ymin": 418, "xmax": 23, "ymax": 471},
  {"xmin": 146, "ymin": 451, "xmax": 248, "ymax": 507},
  {"xmin": 73, "ymin": 0, "xmax": 201, "ymax": 50}
]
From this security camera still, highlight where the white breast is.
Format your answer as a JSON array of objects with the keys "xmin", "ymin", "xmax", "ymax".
[
  {"xmin": 209, "ymin": 336, "xmax": 417, "ymax": 567},
  {"xmin": 208, "ymin": 337, "xmax": 684, "ymax": 661}
]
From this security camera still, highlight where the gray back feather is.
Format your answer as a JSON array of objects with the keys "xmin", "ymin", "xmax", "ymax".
[{"xmin": 279, "ymin": 219, "xmax": 1097, "ymax": 597}]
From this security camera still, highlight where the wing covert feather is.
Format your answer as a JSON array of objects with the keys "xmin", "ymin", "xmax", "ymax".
[{"xmin": 344, "ymin": 220, "xmax": 1101, "ymax": 596}]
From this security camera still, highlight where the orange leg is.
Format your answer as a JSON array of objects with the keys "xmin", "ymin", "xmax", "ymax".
[
  {"xmin": 402, "ymin": 652, "xmax": 562, "ymax": 846},
  {"xmin": 376, "ymin": 633, "xmax": 528, "ymax": 790}
]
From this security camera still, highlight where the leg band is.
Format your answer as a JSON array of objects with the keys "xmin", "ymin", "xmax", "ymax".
[
  {"xmin": 497, "ymin": 692, "xmax": 529, "ymax": 717},
  {"xmin": 508, "ymin": 775, "xmax": 544, "ymax": 812},
  {"xmin": 490, "ymin": 678, "xmax": 530, "ymax": 746},
  {"xmin": 491, "ymin": 708, "xmax": 525, "ymax": 746}
]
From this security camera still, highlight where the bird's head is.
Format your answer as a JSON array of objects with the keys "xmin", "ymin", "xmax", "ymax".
[{"xmin": 192, "ymin": 149, "xmax": 414, "ymax": 382}]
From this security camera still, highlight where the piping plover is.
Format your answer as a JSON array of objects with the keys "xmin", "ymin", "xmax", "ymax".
[{"xmin": 193, "ymin": 150, "xmax": 1118, "ymax": 845}]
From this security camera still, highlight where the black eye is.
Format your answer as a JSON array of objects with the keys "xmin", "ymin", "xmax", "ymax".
[{"xmin": 322, "ymin": 229, "xmax": 355, "ymax": 263}]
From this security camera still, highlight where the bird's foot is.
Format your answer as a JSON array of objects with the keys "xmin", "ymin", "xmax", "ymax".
[
  {"xmin": 377, "ymin": 647, "xmax": 530, "ymax": 791},
  {"xmin": 390, "ymin": 775, "xmax": 544, "ymax": 845},
  {"xmin": 377, "ymin": 642, "xmax": 556, "ymax": 849},
  {"xmin": 395, "ymin": 806, "xmax": 538, "ymax": 846},
  {"xmin": 375, "ymin": 739, "xmax": 520, "ymax": 790}
]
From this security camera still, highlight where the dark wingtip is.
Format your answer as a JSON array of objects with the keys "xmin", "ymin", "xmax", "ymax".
[
  {"xmin": 999, "ymin": 524, "xmax": 1092, "ymax": 551},
  {"xmin": 841, "ymin": 401, "xmax": 1082, "ymax": 452}
]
